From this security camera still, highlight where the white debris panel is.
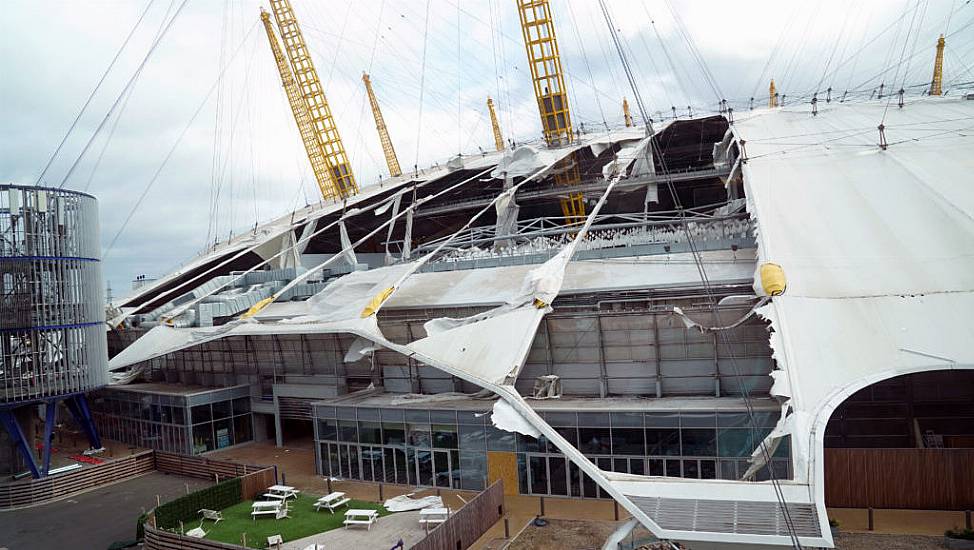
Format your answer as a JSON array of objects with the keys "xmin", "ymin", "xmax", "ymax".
[{"xmin": 729, "ymin": 98, "xmax": 974, "ymax": 543}]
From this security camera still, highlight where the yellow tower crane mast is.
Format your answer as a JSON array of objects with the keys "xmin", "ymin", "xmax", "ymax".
[
  {"xmin": 623, "ymin": 97, "xmax": 633, "ymax": 127},
  {"xmin": 487, "ymin": 97, "xmax": 505, "ymax": 152},
  {"xmin": 930, "ymin": 34, "xmax": 945, "ymax": 96},
  {"xmin": 362, "ymin": 73, "xmax": 402, "ymax": 177},
  {"xmin": 769, "ymin": 79, "xmax": 778, "ymax": 108},
  {"xmin": 516, "ymin": 0, "xmax": 585, "ymax": 225},
  {"xmin": 260, "ymin": 9, "xmax": 335, "ymax": 200},
  {"xmin": 268, "ymin": 0, "xmax": 358, "ymax": 200}
]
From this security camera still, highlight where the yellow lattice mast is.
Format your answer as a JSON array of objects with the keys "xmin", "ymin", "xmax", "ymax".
[
  {"xmin": 487, "ymin": 97, "xmax": 505, "ymax": 152},
  {"xmin": 516, "ymin": 0, "xmax": 585, "ymax": 225},
  {"xmin": 260, "ymin": 9, "xmax": 334, "ymax": 199},
  {"xmin": 930, "ymin": 34, "xmax": 946, "ymax": 96},
  {"xmin": 623, "ymin": 97, "xmax": 633, "ymax": 127},
  {"xmin": 769, "ymin": 79, "xmax": 778, "ymax": 108},
  {"xmin": 363, "ymin": 73, "xmax": 402, "ymax": 177},
  {"xmin": 269, "ymin": 0, "xmax": 357, "ymax": 200}
]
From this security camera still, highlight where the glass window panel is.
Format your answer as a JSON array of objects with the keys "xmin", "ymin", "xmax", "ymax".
[
  {"xmin": 406, "ymin": 448, "xmax": 417, "ymax": 485},
  {"xmin": 517, "ymin": 454, "xmax": 528, "ymax": 494},
  {"xmin": 318, "ymin": 419, "xmax": 338, "ymax": 441},
  {"xmin": 459, "ymin": 424, "xmax": 486, "ymax": 450},
  {"xmin": 337, "ymin": 407, "xmax": 357, "ymax": 420},
  {"xmin": 407, "ymin": 423, "xmax": 431, "ymax": 447},
  {"xmin": 450, "ymin": 450, "xmax": 460, "ymax": 488},
  {"xmin": 417, "ymin": 450, "xmax": 434, "ymax": 486},
  {"xmin": 611, "ymin": 412, "xmax": 643, "ymax": 427},
  {"xmin": 646, "ymin": 428, "xmax": 681, "ymax": 456},
  {"xmin": 665, "ymin": 459, "xmax": 681, "ymax": 477},
  {"xmin": 234, "ymin": 415, "xmax": 252, "ymax": 444},
  {"xmin": 212, "ymin": 400, "xmax": 232, "ymax": 419},
  {"xmin": 233, "ymin": 397, "xmax": 251, "ymax": 415},
  {"xmin": 579, "ymin": 428, "xmax": 611, "ymax": 454},
  {"xmin": 190, "ymin": 404, "xmax": 211, "ymax": 424},
  {"xmin": 597, "ymin": 458, "xmax": 612, "ymax": 498},
  {"xmin": 318, "ymin": 406, "xmax": 337, "ymax": 419},
  {"xmin": 611, "ymin": 428, "xmax": 645, "ymax": 455},
  {"xmin": 171, "ymin": 406, "xmax": 186, "ymax": 425},
  {"xmin": 549, "ymin": 457, "xmax": 568, "ymax": 496},
  {"xmin": 430, "ymin": 410, "xmax": 457, "ymax": 423},
  {"xmin": 457, "ymin": 411, "xmax": 486, "ymax": 425},
  {"xmin": 681, "ymin": 428, "xmax": 717, "ymax": 456},
  {"xmin": 577, "ymin": 412, "xmax": 610, "ymax": 427},
  {"xmin": 362, "ymin": 447, "xmax": 381, "ymax": 482},
  {"xmin": 683, "ymin": 459, "xmax": 700, "ymax": 478},
  {"xmin": 394, "ymin": 448, "xmax": 408, "ymax": 485},
  {"xmin": 681, "ymin": 413, "xmax": 716, "ymax": 428},
  {"xmin": 359, "ymin": 421, "xmax": 382, "ymax": 444},
  {"xmin": 700, "ymin": 459, "xmax": 717, "ymax": 479},
  {"xmin": 432, "ymin": 424, "xmax": 458, "ymax": 449},
  {"xmin": 612, "ymin": 458, "xmax": 630, "ymax": 474},
  {"xmin": 487, "ymin": 426, "xmax": 516, "ymax": 451},
  {"xmin": 529, "ymin": 456, "xmax": 548, "ymax": 494},
  {"xmin": 645, "ymin": 412, "xmax": 679, "ymax": 428},
  {"xmin": 719, "ymin": 460, "xmax": 738, "ymax": 480},
  {"xmin": 358, "ymin": 408, "xmax": 380, "ymax": 421},
  {"xmin": 543, "ymin": 412, "xmax": 577, "ymax": 426},
  {"xmin": 406, "ymin": 410, "xmax": 430, "ymax": 423},
  {"xmin": 718, "ymin": 428, "xmax": 754, "ymax": 457},
  {"xmin": 648, "ymin": 459, "xmax": 664, "ymax": 476},
  {"xmin": 348, "ymin": 445, "xmax": 360, "ymax": 479},
  {"xmin": 568, "ymin": 461, "xmax": 583, "ymax": 497},
  {"xmin": 382, "ymin": 422, "xmax": 406, "ymax": 445},
  {"xmin": 630, "ymin": 458, "xmax": 645, "ymax": 476},
  {"xmin": 380, "ymin": 408, "xmax": 404, "ymax": 422},
  {"xmin": 517, "ymin": 433, "xmax": 543, "ymax": 454},
  {"xmin": 214, "ymin": 418, "xmax": 233, "ymax": 449},
  {"xmin": 717, "ymin": 412, "xmax": 750, "ymax": 428},
  {"xmin": 338, "ymin": 420, "xmax": 358, "ymax": 443},
  {"xmin": 459, "ymin": 451, "xmax": 486, "ymax": 491},
  {"xmin": 192, "ymin": 423, "xmax": 213, "ymax": 453}
]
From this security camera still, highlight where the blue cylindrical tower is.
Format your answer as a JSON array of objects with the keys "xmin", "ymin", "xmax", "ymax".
[{"xmin": 0, "ymin": 184, "xmax": 107, "ymax": 477}]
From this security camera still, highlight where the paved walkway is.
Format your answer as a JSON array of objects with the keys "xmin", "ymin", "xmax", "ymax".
[{"xmin": 282, "ymin": 511, "xmax": 427, "ymax": 550}]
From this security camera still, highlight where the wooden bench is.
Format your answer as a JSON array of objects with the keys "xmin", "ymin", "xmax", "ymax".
[
  {"xmin": 343, "ymin": 509, "xmax": 378, "ymax": 530},
  {"xmin": 314, "ymin": 491, "xmax": 350, "ymax": 513}
]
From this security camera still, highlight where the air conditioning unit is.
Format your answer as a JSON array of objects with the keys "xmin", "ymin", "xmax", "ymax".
[{"xmin": 532, "ymin": 375, "xmax": 562, "ymax": 399}]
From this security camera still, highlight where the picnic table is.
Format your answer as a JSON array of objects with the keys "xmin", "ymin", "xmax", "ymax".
[
  {"xmin": 314, "ymin": 491, "xmax": 350, "ymax": 513},
  {"xmin": 263, "ymin": 485, "xmax": 300, "ymax": 500},
  {"xmin": 251, "ymin": 500, "xmax": 288, "ymax": 521},
  {"xmin": 343, "ymin": 509, "xmax": 379, "ymax": 530},
  {"xmin": 419, "ymin": 507, "xmax": 450, "ymax": 526}
]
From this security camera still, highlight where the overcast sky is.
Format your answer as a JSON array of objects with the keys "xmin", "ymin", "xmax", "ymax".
[{"xmin": 2, "ymin": 0, "xmax": 971, "ymax": 300}]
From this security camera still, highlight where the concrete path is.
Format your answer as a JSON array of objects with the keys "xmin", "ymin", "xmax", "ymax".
[{"xmin": 283, "ymin": 511, "xmax": 428, "ymax": 550}]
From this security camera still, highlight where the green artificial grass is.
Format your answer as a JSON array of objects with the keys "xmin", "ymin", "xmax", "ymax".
[{"xmin": 199, "ymin": 494, "xmax": 390, "ymax": 548}]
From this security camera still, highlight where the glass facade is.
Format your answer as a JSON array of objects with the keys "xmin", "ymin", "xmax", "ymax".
[
  {"xmin": 92, "ymin": 385, "xmax": 253, "ymax": 455},
  {"xmin": 313, "ymin": 405, "xmax": 791, "ymax": 497}
]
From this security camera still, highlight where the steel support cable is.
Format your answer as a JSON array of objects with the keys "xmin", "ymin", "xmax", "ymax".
[
  {"xmin": 104, "ymin": 22, "xmax": 259, "ymax": 258},
  {"xmin": 813, "ymin": 6, "xmax": 857, "ymax": 96},
  {"xmin": 33, "ymin": 0, "xmax": 155, "ymax": 187},
  {"xmin": 565, "ymin": 1, "xmax": 607, "ymax": 127},
  {"xmin": 883, "ymin": 0, "xmax": 924, "ymax": 123},
  {"xmin": 597, "ymin": 2, "xmax": 803, "ymax": 547},
  {"xmin": 642, "ymin": 5, "xmax": 693, "ymax": 108},
  {"xmin": 663, "ymin": 0, "xmax": 723, "ymax": 102},
  {"xmin": 55, "ymin": 0, "xmax": 188, "ymax": 191},
  {"xmin": 900, "ymin": 0, "xmax": 931, "ymax": 92},
  {"xmin": 414, "ymin": 0, "xmax": 432, "ymax": 172},
  {"xmin": 206, "ymin": 0, "xmax": 231, "ymax": 246},
  {"xmin": 748, "ymin": 3, "xmax": 802, "ymax": 102}
]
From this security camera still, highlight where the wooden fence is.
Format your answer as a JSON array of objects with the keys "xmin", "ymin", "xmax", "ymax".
[
  {"xmin": 0, "ymin": 450, "xmax": 155, "ymax": 509},
  {"xmin": 144, "ymin": 523, "xmax": 246, "ymax": 550},
  {"xmin": 413, "ymin": 480, "xmax": 505, "ymax": 550},
  {"xmin": 825, "ymin": 448, "xmax": 974, "ymax": 509}
]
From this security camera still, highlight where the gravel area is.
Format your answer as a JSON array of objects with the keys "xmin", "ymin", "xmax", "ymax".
[
  {"xmin": 509, "ymin": 518, "xmax": 621, "ymax": 550},
  {"xmin": 834, "ymin": 532, "xmax": 943, "ymax": 549}
]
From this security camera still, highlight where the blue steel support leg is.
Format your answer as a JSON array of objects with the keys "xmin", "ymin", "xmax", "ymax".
[
  {"xmin": 42, "ymin": 400, "xmax": 58, "ymax": 475},
  {"xmin": 65, "ymin": 394, "xmax": 102, "ymax": 450},
  {"xmin": 0, "ymin": 409, "xmax": 41, "ymax": 479}
]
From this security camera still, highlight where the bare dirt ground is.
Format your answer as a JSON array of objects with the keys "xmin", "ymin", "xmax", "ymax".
[
  {"xmin": 834, "ymin": 532, "xmax": 943, "ymax": 549},
  {"xmin": 508, "ymin": 518, "xmax": 621, "ymax": 550}
]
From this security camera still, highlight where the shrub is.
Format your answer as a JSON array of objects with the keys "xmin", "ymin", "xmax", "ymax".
[
  {"xmin": 154, "ymin": 477, "xmax": 242, "ymax": 531},
  {"xmin": 946, "ymin": 527, "xmax": 974, "ymax": 540}
]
